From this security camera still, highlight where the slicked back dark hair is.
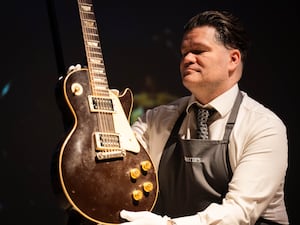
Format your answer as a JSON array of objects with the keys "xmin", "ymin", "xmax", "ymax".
[{"xmin": 183, "ymin": 10, "xmax": 250, "ymax": 63}]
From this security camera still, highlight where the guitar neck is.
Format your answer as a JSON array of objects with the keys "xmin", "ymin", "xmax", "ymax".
[{"xmin": 77, "ymin": 0, "xmax": 109, "ymax": 97}]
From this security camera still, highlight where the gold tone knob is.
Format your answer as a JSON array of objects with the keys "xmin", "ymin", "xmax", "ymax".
[
  {"xmin": 143, "ymin": 182, "xmax": 153, "ymax": 192},
  {"xmin": 130, "ymin": 168, "xmax": 141, "ymax": 179},
  {"xmin": 132, "ymin": 190, "xmax": 143, "ymax": 201},
  {"xmin": 141, "ymin": 160, "xmax": 152, "ymax": 171}
]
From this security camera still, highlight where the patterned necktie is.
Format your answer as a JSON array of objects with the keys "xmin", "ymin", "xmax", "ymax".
[{"xmin": 195, "ymin": 107, "xmax": 211, "ymax": 139}]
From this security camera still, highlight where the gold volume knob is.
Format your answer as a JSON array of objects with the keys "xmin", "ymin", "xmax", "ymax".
[
  {"xmin": 132, "ymin": 190, "xmax": 143, "ymax": 201},
  {"xmin": 130, "ymin": 168, "xmax": 141, "ymax": 179},
  {"xmin": 143, "ymin": 182, "xmax": 153, "ymax": 192},
  {"xmin": 141, "ymin": 160, "xmax": 152, "ymax": 172}
]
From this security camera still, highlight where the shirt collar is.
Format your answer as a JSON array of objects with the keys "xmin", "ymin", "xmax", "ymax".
[{"xmin": 186, "ymin": 84, "xmax": 240, "ymax": 117}]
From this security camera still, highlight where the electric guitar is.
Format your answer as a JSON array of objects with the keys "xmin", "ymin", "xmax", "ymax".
[{"xmin": 52, "ymin": 0, "xmax": 158, "ymax": 224}]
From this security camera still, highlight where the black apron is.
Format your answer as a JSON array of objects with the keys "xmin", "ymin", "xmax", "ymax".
[{"xmin": 153, "ymin": 92, "xmax": 281, "ymax": 225}]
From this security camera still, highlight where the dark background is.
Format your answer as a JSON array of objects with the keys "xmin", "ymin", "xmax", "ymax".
[{"xmin": 0, "ymin": 0, "xmax": 298, "ymax": 224}]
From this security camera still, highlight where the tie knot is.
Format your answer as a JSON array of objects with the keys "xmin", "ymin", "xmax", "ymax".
[{"xmin": 195, "ymin": 106, "xmax": 215, "ymax": 119}]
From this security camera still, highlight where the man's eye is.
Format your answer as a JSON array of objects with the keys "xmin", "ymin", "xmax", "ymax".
[
  {"xmin": 181, "ymin": 50, "xmax": 203, "ymax": 58},
  {"xmin": 192, "ymin": 50, "xmax": 203, "ymax": 55}
]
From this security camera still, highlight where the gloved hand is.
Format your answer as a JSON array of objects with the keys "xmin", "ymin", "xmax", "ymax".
[
  {"xmin": 67, "ymin": 64, "xmax": 82, "ymax": 73},
  {"xmin": 119, "ymin": 210, "xmax": 201, "ymax": 225},
  {"xmin": 119, "ymin": 210, "xmax": 170, "ymax": 225}
]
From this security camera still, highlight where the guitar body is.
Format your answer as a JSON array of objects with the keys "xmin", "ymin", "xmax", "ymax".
[{"xmin": 52, "ymin": 68, "xmax": 158, "ymax": 224}]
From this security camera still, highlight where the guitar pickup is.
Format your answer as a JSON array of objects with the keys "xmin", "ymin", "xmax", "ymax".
[
  {"xmin": 94, "ymin": 132, "xmax": 120, "ymax": 149},
  {"xmin": 94, "ymin": 132, "xmax": 126, "ymax": 160},
  {"xmin": 88, "ymin": 95, "xmax": 114, "ymax": 112}
]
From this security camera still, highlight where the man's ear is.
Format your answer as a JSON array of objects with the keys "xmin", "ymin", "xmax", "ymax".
[{"xmin": 228, "ymin": 49, "xmax": 241, "ymax": 72}]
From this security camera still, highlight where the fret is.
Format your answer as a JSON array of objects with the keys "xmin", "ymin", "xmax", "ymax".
[
  {"xmin": 85, "ymin": 40, "xmax": 99, "ymax": 47},
  {"xmin": 86, "ymin": 48, "xmax": 102, "ymax": 56},
  {"xmin": 84, "ymin": 36, "xmax": 99, "ymax": 42},
  {"xmin": 84, "ymin": 33, "xmax": 99, "ymax": 38},
  {"xmin": 88, "ymin": 60, "xmax": 104, "ymax": 66},
  {"xmin": 86, "ymin": 49, "xmax": 102, "ymax": 55},
  {"xmin": 81, "ymin": 15, "xmax": 96, "ymax": 21},
  {"xmin": 92, "ymin": 81, "xmax": 107, "ymax": 87},
  {"xmin": 89, "ymin": 66, "xmax": 105, "ymax": 73},
  {"xmin": 90, "ymin": 68, "xmax": 105, "ymax": 74},
  {"xmin": 84, "ymin": 26, "xmax": 98, "ymax": 35},
  {"xmin": 86, "ymin": 48, "xmax": 102, "ymax": 57},
  {"xmin": 90, "ymin": 78, "xmax": 106, "ymax": 85},
  {"xmin": 88, "ymin": 51, "xmax": 102, "ymax": 55},
  {"xmin": 85, "ymin": 39, "xmax": 99, "ymax": 46},
  {"xmin": 82, "ymin": 20, "xmax": 96, "ymax": 28},
  {"xmin": 94, "ymin": 80, "xmax": 106, "ymax": 86},
  {"xmin": 94, "ymin": 86, "xmax": 109, "ymax": 94},
  {"xmin": 92, "ymin": 75, "xmax": 107, "ymax": 81},
  {"xmin": 94, "ymin": 85, "xmax": 108, "ymax": 90},
  {"xmin": 85, "ymin": 35, "xmax": 100, "ymax": 42},
  {"xmin": 90, "ymin": 58, "xmax": 102, "ymax": 64},
  {"xmin": 92, "ymin": 89, "xmax": 109, "ymax": 97},
  {"xmin": 80, "ymin": 4, "xmax": 93, "ymax": 13},
  {"xmin": 80, "ymin": 13, "xmax": 95, "ymax": 21}
]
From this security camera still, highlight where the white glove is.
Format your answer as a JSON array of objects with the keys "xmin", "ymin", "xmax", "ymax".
[
  {"xmin": 119, "ymin": 210, "xmax": 201, "ymax": 225},
  {"xmin": 119, "ymin": 210, "xmax": 170, "ymax": 225},
  {"xmin": 67, "ymin": 64, "xmax": 82, "ymax": 73}
]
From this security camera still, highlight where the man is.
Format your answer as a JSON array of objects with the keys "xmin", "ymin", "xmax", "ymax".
[{"xmin": 119, "ymin": 10, "xmax": 289, "ymax": 225}]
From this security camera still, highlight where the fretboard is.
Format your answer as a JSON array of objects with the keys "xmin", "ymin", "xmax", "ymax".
[{"xmin": 77, "ymin": 0, "xmax": 109, "ymax": 97}]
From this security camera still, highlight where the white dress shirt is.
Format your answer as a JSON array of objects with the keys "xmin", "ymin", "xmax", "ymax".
[{"xmin": 131, "ymin": 84, "xmax": 289, "ymax": 224}]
